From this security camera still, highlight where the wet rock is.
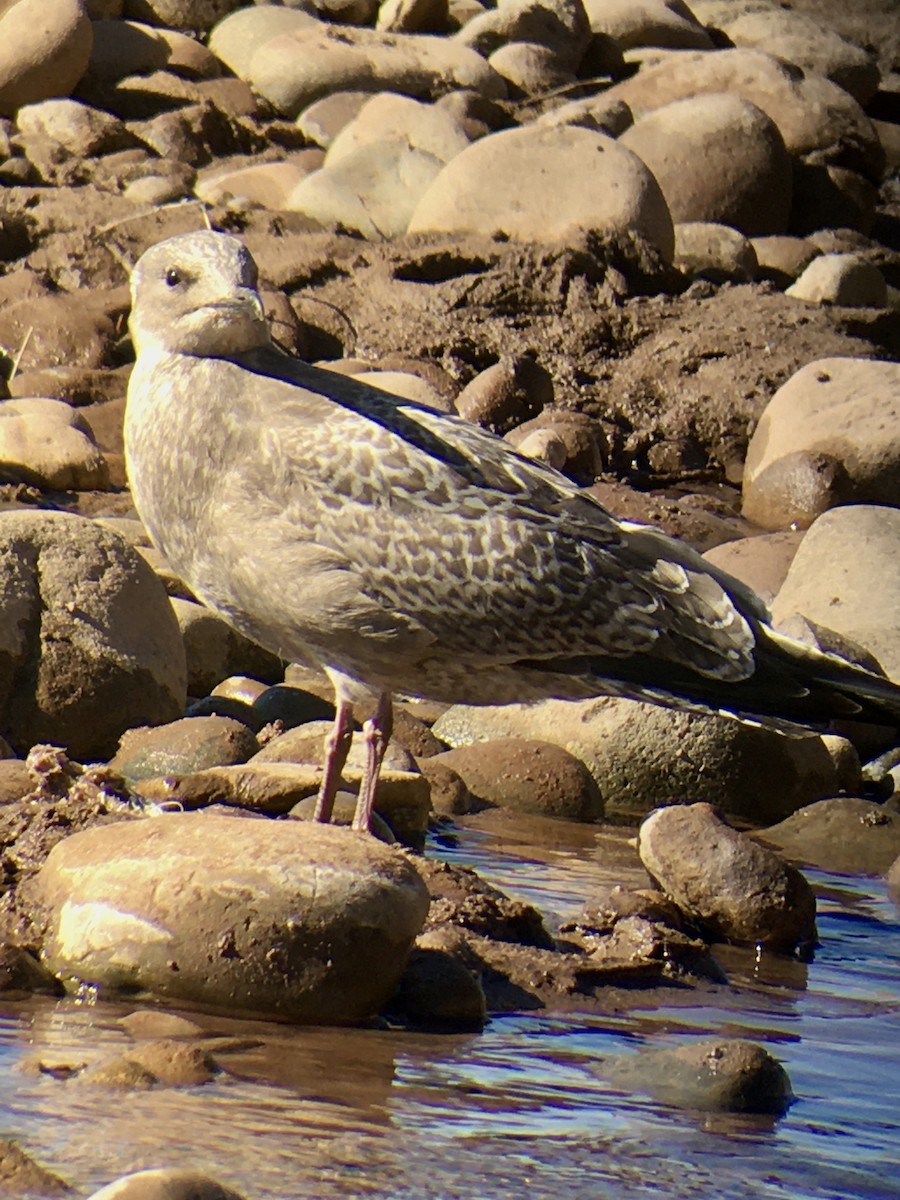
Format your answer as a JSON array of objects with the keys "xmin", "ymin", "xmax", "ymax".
[
  {"xmin": 584, "ymin": 0, "xmax": 712, "ymax": 50},
  {"xmin": 417, "ymin": 757, "xmax": 475, "ymax": 815},
  {"xmin": 702, "ymin": 531, "xmax": 802, "ymax": 608},
  {"xmin": 0, "ymin": 397, "xmax": 109, "ymax": 490},
  {"xmin": 673, "ymin": 222, "xmax": 758, "ymax": 283},
  {"xmin": 0, "ymin": 1139, "xmax": 71, "ymax": 1195},
  {"xmin": 251, "ymin": 683, "xmax": 335, "ymax": 729},
  {"xmin": 432, "ymin": 738, "xmax": 604, "ymax": 822},
  {"xmin": 785, "ymin": 255, "xmax": 887, "ymax": 307},
  {"xmin": 505, "ymin": 410, "xmax": 607, "ymax": 484},
  {"xmin": 0, "ymin": 0, "xmax": 92, "ymax": 116},
  {"xmin": 456, "ymin": 355, "xmax": 553, "ymax": 434},
  {"xmin": 743, "ymin": 359, "xmax": 900, "ymax": 524},
  {"xmin": 386, "ymin": 946, "xmax": 487, "ymax": 1029},
  {"xmin": 245, "ymin": 26, "xmax": 505, "ymax": 119},
  {"xmin": 605, "ymin": 1038, "xmax": 793, "ymax": 1115},
  {"xmin": 171, "ymin": 597, "xmax": 284, "ymax": 697},
  {"xmin": 0, "ymin": 511, "xmax": 186, "ymax": 761},
  {"xmin": 36, "ymin": 814, "xmax": 430, "ymax": 1023},
  {"xmin": 433, "ymin": 698, "xmax": 840, "ymax": 824},
  {"xmin": 110, "ymin": 716, "xmax": 260, "ymax": 782},
  {"xmin": 120, "ymin": 1009, "xmax": 206, "ymax": 1039},
  {"xmin": 0, "ymin": 944, "xmax": 63, "ymax": 997},
  {"xmin": 87, "ymin": 1169, "xmax": 246, "ymax": 1200},
  {"xmin": 417, "ymin": 857, "xmax": 554, "ymax": 947},
  {"xmin": 770, "ymin": 505, "xmax": 900, "ymax": 681},
  {"xmin": 638, "ymin": 802, "xmax": 818, "ymax": 953},
  {"xmin": 408, "ymin": 126, "xmax": 675, "ymax": 260},
  {"xmin": 620, "ymin": 94, "xmax": 792, "ymax": 236},
  {"xmin": 888, "ymin": 854, "xmax": 900, "ymax": 892},
  {"xmin": 109, "ymin": 1038, "xmax": 218, "ymax": 1086},
  {"xmin": 760, "ymin": 798, "xmax": 900, "ymax": 876}
]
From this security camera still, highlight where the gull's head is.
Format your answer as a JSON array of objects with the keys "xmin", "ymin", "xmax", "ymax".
[{"xmin": 129, "ymin": 230, "xmax": 269, "ymax": 358}]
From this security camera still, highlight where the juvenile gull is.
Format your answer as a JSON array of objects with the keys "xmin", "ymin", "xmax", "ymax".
[{"xmin": 125, "ymin": 231, "xmax": 900, "ymax": 833}]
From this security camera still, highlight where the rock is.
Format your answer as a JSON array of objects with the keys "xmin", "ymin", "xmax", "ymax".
[
  {"xmin": 0, "ymin": 1139, "xmax": 71, "ymax": 1196},
  {"xmin": 536, "ymin": 93, "xmax": 632, "ymax": 135},
  {"xmin": 703, "ymin": 531, "xmax": 802, "ymax": 607},
  {"xmin": 0, "ymin": 511, "xmax": 186, "ymax": 760},
  {"xmin": 408, "ymin": 126, "xmax": 675, "ymax": 261},
  {"xmin": 432, "ymin": 738, "xmax": 604, "ymax": 821},
  {"xmin": 194, "ymin": 152, "xmax": 325, "ymax": 210},
  {"xmin": 620, "ymin": 94, "xmax": 792, "ymax": 236},
  {"xmin": 110, "ymin": 716, "xmax": 260, "ymax": 781},
  {"xmin": 770, "ymin": 505, "xmax": 900, "ymax": 681},
  {"xmin": 699, "ymin": 4, "xmax": 880, "ymax": 107},
  {"xmin": 87, "ymin": 1169, "xmax": 246, "ymax": 1200},
  {"xmin": 251, "ymin": 721, "xmax": 417, "ymax": 774},
  {"xmin": 583, "ymin": 0, "xmax": 713, "ymax": 50},
  {"xmin": 0, "ymin": 944, "xmax": 63, "ymax": 996},
  {"xmin": 455, "ymin": 355, "xmax": 553, "ymax": 434},
  {"xmin": 742, "ymin": 450, "xmax": 854, "ymax": 532},
  {"xmin": 208, "ymin": 5, "xmax": 322, "ymax": 81},
  {"xmin": 605, "ymin": 1038, "xmax": 793, "ymax": 1114},
  {"xmin": 0, "ymin": 397, "xmax": 109, "ymax": 490},
  {"xmin": 251, "ymin": 683, "xmax": 335, "ymax": 729},
  {"xmin": 638, "ymin": 802, "xmax": 817, "ymax": 953},
  {"xmin": 289, "ymin": 791, "xmax": 398, "ymax": 844},
  {"xmin": 750, "ymin": 235, "xmax": 818, "ymax": 286},
  {"xmin": 673, "ymin": 221, "xmax": 758, "ymax": 282},
  {"xmin": 888, "ymin": 854, "xmax": 900, "ymax": 892},
  {"xmin": 85, "ymin": 18, "xmax": 222, "ymax": 84},
  {"xmin": 325, "ymin": 92, "xmax": 472, "ymax": 165},
  {"xmin": 107, "ymin": 1038, "xmax": 218, "ymax": 1085},
  {"xmin": 296, "ymin": 90, "xmax": 373, "ymax": 148},
  {"xmin": 603, "ymin": 48, "xmax": 883, "ymax": 181},
  {"xmin": 0, "ymin": 0, "xmax": 92, "ymax": 116},
  {"xmin": 377, "ymin": 0, "xmax": 449, "ymax": 33},
  {"xmin": 0, "ymin": 759, "xmax": 33, "ymax": 803},
  {"xmin": 385, "ymin": 946, "xmax": 486, "ymax": 1029},
  {"xmin": 785, "ymin": 255, "xmax": 888, "ymax": 307},
  {"xmin": 505, "ymin": 410, "xmax": 607, "ymax": 484},
  {"xmin": 432, "ymin": 698, "xmax": 840, "ymax": 823},
  {"xmin": 171, "ymin": 596, "xmax": 284, "ymax": 696},
  {"xmin": 246, "ymin": 26, "xmax": 506, "ymax": 119},
  {"xmin": 120, "ymin": 1009, "xmax": 206, "ymax": 1039},
  {"xmin": 743, "ymin": 359, "xmax": 900, "ymax": 523},
  {"xmin": 760, "ymin": 798, "xmax": 900, "ymax": 876},
  {"xmin": 489, "ymin": 41, "xmax": 577, "ymax": 97},
  {"xmin": 123, "ymin": 0, "xmax": 247, "ymax": 34},
  {"xmin": 353, "ymin": 370, "xmax": 449, "ymax": 409},
  {"xmin": 0, "ymin": 292, "xmax": 117, "ymax": 375},
  {"xmin": 417, "ymin": 758, "xmax": 475, "ymax": 814},
  {"xmin": 16, "ymin": 98, "xmax": 133, "ymax": 158},
  {"xmin": 790, "ymin": 163, "xmax": 877, "ymax": 237},
  {"xmin": 454, "ymin": 0, "xmax": 592, "ymax": 70},
  {"xmin": 36, "ymin": 814, "xmax": 430, "ymax": 1023}
]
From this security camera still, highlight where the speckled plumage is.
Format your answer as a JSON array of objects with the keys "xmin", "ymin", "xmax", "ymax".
[{"xmin": 126, "ymin": 232, "xmax": 900, "ymax": 830}]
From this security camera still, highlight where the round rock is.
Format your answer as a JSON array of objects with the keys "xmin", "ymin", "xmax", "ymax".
[
  {"xmin": 637, "ymin": 802, "xmax": 818, "ymax": 953},
  {"xmin": 672, "ymin": 221, "xmax": 758, "ymax": 283},
  {"xmin": 785, "ymin": 254, "xmax": 888, "ymax": 307},
  {"xmin": 455, "ymin": 355, "xmax": 553, "ymax": 434},
  {"xmin": 110, "ymin": 715, "xmax": 260, "ymax": 781},
  {"xmin": 36, "ymin": 813, "xmax": 430, "ymax": 1023},
  {"xmin": 0, "ymin": 0, "xmax": 93, "ymax": 115},
  {"xmin": 0, "ymin": 511, "xmax": 186, "ymax": 760},
  {"xmin": 87, "ymin": 1169, "xmax": 247, "ymax": 1200}
]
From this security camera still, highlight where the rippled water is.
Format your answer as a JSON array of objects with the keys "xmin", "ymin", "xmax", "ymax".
[{"xmin": 1, "ymin": 818, "xmax": 899, "ymax": 1199}]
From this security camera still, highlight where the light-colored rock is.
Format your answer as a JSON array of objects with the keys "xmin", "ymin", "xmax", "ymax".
[
  {"xmin": 87, "ymin": 18, "xmax": 222, "ymax": 82},
  {"xmin": 771, "ymin": 505, "xmax": 900, "ymax": 682},
  {"xmin": 702, "ymin": 531, "xmax": 802, "ymax": 607},
  {"xmin": 377, "ymin": 0, "xmax": 449, "ymax": 33},
  {"xmin": 432, "ymin": 697, "xmax": 840, "ymax": 823},
  {"xmin": 111, "ymin": 715, "xmax": 260, "ymax": 781},
  {"xmin": 87, "ymin": 1167, "xmax": 247, "ymax": 1199},
  {"xmin": 536, "ymin": 93, "xmax": 632, "ymax": 135},
  {"xmin": 247, "ymin": 25, "xmax": 506, "ymax": 119},
  {"xmin": 0, "ymin": 397, "xmax": 109, "ymax": 490},
  {"xmin": 743, "ymin": 358, "xmax": 900, "ymax": 526},
  {"xmin": 325, "ymin": 92, "xmax": 472, "ymax": 166},
  {"xmin": 354, "ymin": 370, "xmax": 448, "ymax": 408},
  {"xmin": 37, "ymin": 814, "xmax": 430, "ymax": 1022},
  {"xmin": 296, "ymin": 90, "xmax": 373, "ymax": 148},
  {"xmin": 455, "ymin": 0, "xmax": 592, "ymax": 70},
  {"xmin": 761, "ymin": 798, "xmax": 900, "ymax": 877},
  {"xmin": 741, "ymin": 450, "xmax": 853, "ymax": 533},
  {"xmin": 0, "ymin": 0, "xmax": 92, "ymax": 115},
  {"xmin": 583, "ymin": 0, "xmax": 712, "ymax": 49},
  {"xmin": 785, "ymin": 254, "xmax": 887, "ymax": 308},
  {"xmin": 638, "ymin": 802, "xmax": 817, "ymax": 952},
  {"xmin": 488, "ymin": 41, "xmax": 576, "ymax": 96},
  {"xmin": 408, "ymin": 125, "xmax": 675, "ymax": 260},
  {"xmin": 0, "ymin": 510, "xmax": 186, "ymax": 759},
  {"xmin": 673, "ymin": 221, "xmax": 757, "ymax": 282},
  {"xmin": 603, "ymin": 48, "xmax": 883, "ymax": 181},
  {"xmin": 750, "ymin": 235, "xmax": 818, "ymax": 285},
  {"xmin": 694, "ymin": 4, "xmax": 879, "ymax": 106},
  {"xmin": 123, "ymin": 0, "xmax": 248, "ymax": 34},
  {"xmin": 207, "ymin": 4, "xmax": 322, "ymax": 80},
  {"xmin": 194, "ymin": 152, "xmax": 325, "ymax": 209},
  {"xmin": 620, "ymin": 94, "xmax": 791, "ymax": 236},
  {"xmin": 171, "ymin": 597, "xmax": 283, "ymax": 696},
  {"xmin": 16, "ymin": 98, "xmax": 131, "ymax": 157}
]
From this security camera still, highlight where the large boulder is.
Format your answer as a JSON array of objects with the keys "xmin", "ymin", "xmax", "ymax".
[
  {"xmin": 35, "ymin": 814, "xmax": 430, "ymax": 1023},
  {"xmin": 0, "ymin": 511, "xmax": 186, "ymax": 759},
  {"xmin": 0, "ymin": 0, "xmax": 92, "ymax": 115}
]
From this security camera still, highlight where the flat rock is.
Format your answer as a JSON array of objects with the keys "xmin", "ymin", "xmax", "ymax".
[
  {"xmin": 0, "ymin": 511, "xmax": 186, "ymax": 760},
  {"xmin": 110, "ymin": 716, "xmax": 260, "ymax": 781},
  {"xmin": 36, "ymin": 813, "xmax": 430, "ymax": 1023},
  {"xmin": 638, "ymin": 802, "xmax": 818, "ymax": 953},
  {"xmin": 770, "ymin": 505, "xmax": 900, "ymax": 681},
  {"xmin": 743, "ymin": 358, "xmax": 900, "ymax": 526},
  {"xmin": 408, "ymin": 125, "xmax": 675, "ymax": 260},
  {"xmin": 620, "ymin": 93, "xmax": 792, "ymax": 236},
  {"xmin": 760, "ymin": 797, "xmax": 900, "ymax": 876}
]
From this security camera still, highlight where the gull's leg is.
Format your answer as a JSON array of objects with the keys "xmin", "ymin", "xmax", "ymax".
[
  {"xmin": 314, "ymin": 696, "xmax": 354, "ymax": 823},
  {"xmin": 352, "ymin": 692, "xmax": 393, "ymax": 833}
]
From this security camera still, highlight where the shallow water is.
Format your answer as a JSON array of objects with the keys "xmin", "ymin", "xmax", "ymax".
[{"xmin": 1, "ymin": 818, "xmax": 899, "ymax": 1199}]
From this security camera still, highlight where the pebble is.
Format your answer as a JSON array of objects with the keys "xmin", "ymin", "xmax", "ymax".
[
  {"xmin": 431, "ymin": 738, "xmax": 604, "ymax": 821},
  {"xmin": 743, "ymin": 358, "xmax": 900, "ymax": 526},
  {"xmin": 770, "ymin": 505, "xmax": 900, "ymax": 681},
  {"xmin": 110, "ymin": 715, "xmax": 260, "ymax": 781},
  {"xmin": 86, "ymin": 1168, "xmax": 247, "ymax": 1200},
  {"xmin": 0, "ymin": 0, "xmax": 92, "ymax": 115},
  {"xmin": 620, "ymin": 94, "xmax": 792, "ymax": 236},
  {"xmin": 672, "ymin": 221, "xmax": 758, "ymax": 283},
  {"xmin": 638, "ymin": 802, "xmax": 818, "ymax": 953},
  {"xmin": 0, "ymin": 511, "xmax": 186, "ymax": 760},
  {"xmin": 455, "ymin": 355, "xmax": 554, "ymax": 434},
  {"xmin": 785, "ymin": 254, "xmax": 888, "ymax": 307},
  {"xmin": 761, "ymin": 798, "xmax": 900, "ymax": 877},
  {"xmin": 37, "ymin": 814, "xmax": 430, "ymax": 1023},
  {"xmin": 605, "ymin": 1038, "xmax": 793, "ymax": 1115},
  {"xmin": 408, "ymin": 126, "xmax": 675, "ymax": 260},
  {"xmin": 16, "ymin": 99, "xmax": 134, "ymax": 159}
]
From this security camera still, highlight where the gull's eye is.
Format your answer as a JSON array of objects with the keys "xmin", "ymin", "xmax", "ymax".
[{"xmin": 165, "ymin": 267, "xmax": 183, "ymax": 288}]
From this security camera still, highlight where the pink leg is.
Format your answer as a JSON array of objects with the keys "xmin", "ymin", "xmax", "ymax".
[
  {"xmin": 314, "ymin": 697, "xmax": 354, "ymax": 823},
  {"xmin": 352, "ymin": 692, "xmax": 393, "ymax": 833}
]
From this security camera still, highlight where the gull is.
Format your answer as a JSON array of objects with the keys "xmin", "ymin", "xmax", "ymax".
[{"xmin": 125, "ymin": 231, "xmax": 900, "ymax": 833}]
